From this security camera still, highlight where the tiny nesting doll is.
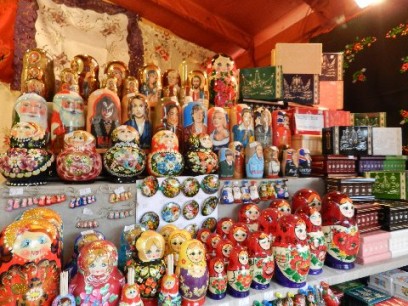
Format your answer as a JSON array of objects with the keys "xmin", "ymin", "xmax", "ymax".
[
  {"xmin": 153, "ymin": 98, "xmax": 183, "ymax": 147},
  {"xmin": 162, "ymin": 69, "xmax": 181, "ymax": 102},
  {"xmin": 226, "ymin": 245, "xmax": 252, "ymax": 298},
  {"xmin": 258, "ymin": 207, "xmax": 282, "ymax": 243},
  {"xmin": 207, "ymin": 107, "xmax": 230, "ymax": 152},
  {"xmin": 147, "ymin": 130, "xmax": 184, "ymax": 177},
  {"xmin": 264, "ymin": 145, "xmax": 280, "ymax": 178},
  {"xmin": 298, "ymin": 148, "xmax": 312, "ymax": 177},
  {"xmin": 247, "ymin": 231, "xmax": 275, "ymax": 290},
  {"xmin": 168, "ymin": 229, "xmax": 192, "ymax": 267},
  {"xmin": 292, "ymin": 189, "xmax": 322, "ymax": 213},
  {"xmin": 270, "ymin": 199, "xmax": 292, "ymax": 216},
  {"xmin": 56, "ymin": 130, "xmax": 102, "ymax": 182},
  {"xmin": 105, "ymin": 61, "xmax": 129, "ymax": 100},
  {"xmin": 245, "ymin": 141, "xmax": 264, "ymax": 178},
  {"xmin": 231, "ymin": 104, "xmax": 254, "ymax": 148},
  {"xmin": 273, "ymin": 214, "xmax": 311, "ymax": 288},
  {"xmin": 229, "ymin": 141, "xmax": 244, "ymax": 179},
  {"xmin": 272, "ymin": 110, "xmax": 291, "ymax": 150},
  {"xmin": 182, "ymin": 101, "xmax": 208, "ymax": 143},
  {"xmin": 71, "ymin": 54, "xmax": 100, "ymax": 102},
  {"xmin": 216, "ymin": 217, "xmax": 234, "ymax": 239},
  {"xmin": 121, "ymin": 77, "xmax": 140, "ymax": 121},
  {"xmin": 321, "ymin": 281, "xmax": 340, "ymax": 306},
  {"xmin": 238, "ymin": 203, "xmax": 261, "ymax": 233},
  {"xmin": 59, "ymin": 67, "xmax": 79, "ymax": 92},
  {"xmin": 185, "ymin": 133, "xmax": 218, "ymax": 175},
  {"xmin": 177, "ymin": 239, "xmax": 209, "ymax": 306},
  {"xmin": 196, "ymin": 228, "xmax": 211, "ymax": 246},
  {"xmin": 254, "ymin": 106, "xmax": 273, "ymax": 147},
  {"xmin": 103, "ymin": 125, "xmax": 146, "ymax": 183},
  {"xmin": 0, "ymin": 122, "xmax": 54, "ymax": 186},
  {"xmin": 227, "ymin": 222, "xmax": 250, "ymax": 247},
  {"xmin": 205, "ymin": 233, "xmax": 222, "ymax": 259},
  {"xmin": 218, "ymin": 147, "xmax": 234, "ymax": 179},
  {"xmin": 215, "ymin": 239, "xmax": 234, "ymax": 266},
  {"xmin": 13, "ymin": 92, "xmax": 48, "ymax": 132},
  {"xmin": 139, "ymin": 63, "xmax": 162, "ymax": 109},
  {"xmin": 70, "ymin": 240, "xmax": 125, "ymax": 306},
  {"xmin": 126, "ymin": 230, "xmax": 166, "ymax": 306},
  {"xmin": 281, "ymin": 147, "xmax": 299, "ymax": 177},
  {"xmin": 158, "ymin": 254, "xmax": 181, "ymax": 306},
  {"xmin": 119, "ymin": 268, "xmax": 143, "ymax": 306},
  {"xmin": 321, "ymin": 191, "xmax": 360, "ymax": 270},
  {"xmin": 159, "ymin": 224, "xmax": 179, "ymax": 256},
  {"xmin": 207, "ymin": 257, "xmax": 227, "ymax": 300}
]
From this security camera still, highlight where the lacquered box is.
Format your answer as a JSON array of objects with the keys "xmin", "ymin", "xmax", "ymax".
[
  {"xmin": 357, "ymin": 230, "xmax": 390, "ymax": 258},
  {"xmin": 389, "ymin": 228, "xmax": 408, "ymax": 257},
  {"xmin": 354, "ymin": 202, "xmax": 382, "ymax": 233},
  {"xmin": 240, "ymin": 66, "xmax": 283, "ymax": 100},
  {"xmin": 287, "ymin": 106, "xmax": 323, "ymax": 135},
  {"xmin": 377, "ymin": 200, "xmax": 408, "ymax": 230},
  {"xmin": 364, "ymin": 172, "xmax": 407, "ymax": 200},
  {"xmin": 292, "ymin": 134, "xmax": 322, "ymax": 156},
  {"xmin": 351, "ymin": 112, "xmax": 387, "ymax": 127},
  {"xmin": 393, "ymin": 273, "xmax": 408, "ymax": 301},
  {"xmin": 311, "ymin": 155, "xmax": 357, "ymax": 176},
  {"xmin": 344, "ymin": 286, "xmax": 391, "ymax": 306},
  {"xmin": 358, "ymin": 155, "xmax": 407, "ymax": 174},
  {"xmin": 282, "ymin": 74, "xmax": 319, "ymax": 105},
  {"xmin": 321, "ymin": 52, "xmax": 344, "ymax": 81},
  {"xmin": 319, "ymin": 80, "xmax": 344, "ymax": 110},
  {"xmin": 372, "ymin": 127, "xmax": 402, "ymax": 156},
  {"xmin": 368, "ymin": 269, "xmax": 406, "ymax": 296},
  {"xmin": 323, "ymin": 110, "xmax": 351, "ymax": 128},
  {"xmin": 326, "ymin": 177, "xmax": 375, "ymax": 196},
  {"xmin": 322, "ymin": 126, "xmax": 373, "ymax": 156}
]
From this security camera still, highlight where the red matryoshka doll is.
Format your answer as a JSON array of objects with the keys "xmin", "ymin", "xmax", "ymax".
[
  {"xmin": 51, "ymin": 89, "xmax": 85, "ymax": 154},
  {"xmin": 182, "ymin": 101, "xmax": 208, "ymax": 143},
  {"xmin": 119, "ymin": 268, "xmax": 143, "ymax": 306},
  {"xmin": 230, "ymin": 104, "xmax": 254, "ymax": 148},
  {"xmin": 259, "ymin": 207, "xmax": 282, "ymax": 243},
  {"xmin": 87, "ymin": 88, "xmax": 121, "ymax": 152},
  {"xmin": 56, "ymin": 130, "xmax": 102, "ymax": 182},
  {"xmin": 208, "ymin": 53, "xmax": 238, "ymax": 107},
  {"xmin": 105, "ymin": 61, "xmax": 129, "ymax": 100},
  {"xmin": 0, "ymin": 219, "xmax": 61, "ymax": 305},
  {"xmin": 207, "ymin": 107, "xmax": 230, "ymax": 152},
  {"xmin": 70, "ymin": 240, "xmax": 125, "ymax": 306},
  {"xmin": 196, "ymin": 228, "xmax": 211, "ymax": 246},
  {"xmin": 168, "ymin": 229, "xmax": 192, "ymax": 266},
  {"xmin": 126, "ymin": 230, "xmax": 166, "ymax": 306},
  {"xmin": 216, "ymin": 217, "xmax": 234, "ymax": 239},
  {"xmin": 13, "ymin": 92, "xmax": 48, "ymax": 132},
  {"xmin": 254, "ymin": 106, "xmax": 273, "ymax": 147},
  {"xmin": 159, "ymin": 224, "xmax": 179, "ymax": 256},
  {"xmin": 205, "ymin": 233, "xmax": 222, "ymax": 258},
  {"xmin": 270, "ymin": 199, "xmax": 292, "ymax": 216},
  {"xmin": 296, "ymin": 206, "xmax": 327, "ymax": 275},
  {"xmin": 207, "ymin": 257, "xmax": 227, "ymax": 300},
  {"xmin": 321, "ymin": 281, "xmax": 340, "ymax": 306},
  {"xmin": 247, "ymin": 231, "xmax": 275, "ymax": 290},
  {"xmin": 147, "ymin": 130, "xmax": 184, "ymax": 177},
  {"xmin": 153, "ymin": 98, "xmax": 183, "ymax": 146},
  {"xmin": 229, "ymin": 141, "xmax": 244, "ymax": 179},
  {"xmin": 215, "ymin": 239, "xmax": 234, "ymax": 266},
  {"xmin": 292, "ymin": 188, "xmax": 322, "ymax": 213},
  {"xmin": 185, "ymin": 133, "xmax": 218, "ymax": 175},
  {"xmin": 121, "ymin": 76, "xmax": 140, "ymax": 122},
  {"xmin": 158, "ymin": 254, "xmax": 181, "ymax": 306},
  {"xmin": 273, "ymin": 214, "xmax": 311, "ymax": 288},
  {"xmin": 71, "ymin": 54, "xmax": 100, "ymax": 102},
  {"xmin": 282, "ymin": 147, "xmax": 299, "ymax": 177},
  {"xmin": 162, "ymin": 69, "xmax": 181, "ymax": 102},
  {"xmin": 103, "ymin": 125, "xmax": 146, "ymax": 183},
  {"xmin": 139, "ymin": 63, "xmax": 162, "ymax": 109},
  {"xmin": 321, "ymin": 191, "xmax": 360, "ymax": 270},
  {"xmin": 264, "ymin": 145, "xmax": 280, "ymax": 178},
  {"xmin": 238, "ymin": 203, "xmax": 261, "ymax": 232},
  {"xmin": 272, "ymin": 110, "xmax": 291, "ymax": 150},
  {"xmin": 227, "ymin": 222, "xmax": 250, "ymax": 247},
  {"xmin": 226, "ymin": 245, "xmax": 252, "ymax": 298}
]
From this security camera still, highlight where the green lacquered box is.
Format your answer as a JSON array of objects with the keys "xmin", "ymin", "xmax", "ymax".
[{"xmin": 239, "ymin": 66, "xmax": 283, "ymax": 100}]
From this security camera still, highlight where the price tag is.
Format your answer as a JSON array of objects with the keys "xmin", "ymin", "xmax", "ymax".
[
  {"xmin": 79, "ymin": 187, "xmax": 92, "ymax": 196},
  {"xmin": 114, "ymin": 186, "xmax": 125, "ymax": 195},
  {"xmin": 9, "ymin": 187, "xmax": 24, "ymax": 196},
  {"xmin": 124, "ymin": 224, "xmax": 135, "ymax": 232},
  {"xmin": 81, "ymin": 229, "xmax": 95, "ymax": 236}
]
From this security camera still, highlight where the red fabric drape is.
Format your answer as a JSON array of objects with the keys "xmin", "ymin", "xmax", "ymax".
[{"xmin": 0, "ymin": 0, "xmax": 18, "ymax": 84}]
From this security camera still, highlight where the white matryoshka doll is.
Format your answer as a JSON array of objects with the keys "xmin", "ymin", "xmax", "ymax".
[
  {"xmin": 103, "ymin": 125, "xmax": 146, "ymax": 183},
  {"xmin": 177, "ymin": 239, "xmax": 209, "ymax": 306},
  {"xmin": 126, "ymin": 230, "xmax": 166, "ymax": 306},
  {"xmin": 207, "ymin": 107, "xmax": 230, "ymax": 152},
  {"xmin": 247, "ymin": 231, "xmax": 275, "ymax": 290},
  {"xmin": 245, "ymin": 141, "xmax": 264, "ymax": 179},
  {"xmin": 230, "ymin": 104, "xmax": 254, "ymax": 148},
  {"xmin": 158, "ymin": 254, "xmax": 181, "ymax": 306},
  {"xmin": 263, "ymin": 145, "xmax": 280, "ymax": 178},
  {"xmin": 13, "ymin": 92, "xmax": 48, "ymax": 132},
  {"xmin": 207, "ymin": 257, "xmax": 227, "ymax": 300},
  {"xmin": 254, "ymin": 106, "xmax": 272, "ymax": 147},
  {"xmin": 185, "ymin": 133, "xmax": 218, "ymax": 175},
  {"xmin": 226, "ymin": 245, "xmax": 252, "ymax": 298},
  {"xmin": 168, "ymin": 229, "xmax": 192, "ymax": 267},
  {"xmin": 105, "ymin": 61, "xmax": 129, "ymax": 100},
  {"xmin": 139, "ymin": 64, "xmax": 162, "ymax": 109},
  {"xmin": 119, "ymin": 267, "xmax": 143, "ymax": 306},
  {"xmin": 70, "ymin": 240, "xmax": 125, "ymax": 306},
  {"xmin": 238, "ymin": 203, "xmax": 261, "ymax": 233},
  {"xmin": 0, "ymin": 218, "xmax": 61, "ymax": 305},
  {"xmin": 273, "ymin": 214, "xmax": 311, "ymax": 288},
  {"xmin": 56, "ymin": 130, "xmax": 102, "ymax": 182},
  {"xmin": 321, "ymin": 191, "xmax": 360, "ymax": 270},
  {"xmin": 228, "ymin": 141, "xmax": 244, "ymax": 179},
  {"xmin": 147, "ymin": 130, "xmax": 184, "ymax": 177},
  {"xmin": 71, "ymin": 54, "xmax": 100, "ymax": 102},
  {"xmin": 121, "ymin": 76, "xmax": 140, "ymax": 122}
]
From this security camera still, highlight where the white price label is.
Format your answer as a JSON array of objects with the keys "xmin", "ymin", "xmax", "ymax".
[
  {"xmin": 124, "ymin": 224, "xmax": 136, "ymax": 232},
  {"xmin": 114, "ymin": 186, "xmax": 125, "ymax": 195},
  {"xmin": 81, "ymin": 230, "xmax": 95, "ymax": 236},
  {"xmin": 9, "ymin": 187, "xmax": 24, "ymax": 196},
  {"xmin": 79, "ymin": 187, "xmax": 92, "ymax": 196}
]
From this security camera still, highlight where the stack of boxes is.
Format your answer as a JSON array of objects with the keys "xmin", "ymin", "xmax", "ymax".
[{"xmin": 368, "ymin": 269, "xmax": 408, "ymax": 302}]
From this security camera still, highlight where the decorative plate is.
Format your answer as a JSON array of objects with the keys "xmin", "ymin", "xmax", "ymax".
[
  {"xmin": 161, "ymin": 177, "xmax": 181, "ymax": 198},
  {"xmin": 182, "ymin": 200, "xmax": 199, "ymax": 220},
  {"xmin": 103, "ymin": 145, "xmax": 146, "ymax": 177},
  {"xmin": 140, "ymin": 176, "xmax": 159, "ymax": 197},
  {"xmin": 139, "ymin": 211, "xmax": 160, "ymax": 230},
  {"xmin": 148, "ymin": 151, "xmax": 184, "ymax": 177},
  {"xmin": 161, "ymin": 202, "xmax": 181, "ymax": 223},
  {"xmin": 201, "ymin": 174, "xmax": 220, "ymax": 194},
  {"xmin": 185, "ymin": 224, "xmax": 198, "ymax": 238},
  {"xmin": 181, "ymin": 177, "xmax": 200, "ymax": 197},
  {"xmin": 201, "ymin": 196, "xmax": 218, "ymax": 216},
  {"xmin": 201, "ymin": 217, "xmax": 217, "ymax": 232}
]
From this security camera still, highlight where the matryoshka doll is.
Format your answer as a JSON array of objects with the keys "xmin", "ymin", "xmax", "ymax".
[
  {"xmin": 298, "ymin": 148, "xmax": 312, "ymax": 177},
  {"xmin": 229, "ymin": 141, "xmax": 244, "ymax": 179},
  {"xmin": 13, "ymin": 92, "xmax": 48, "ymax": 132},
  {"xmin": 168, "ymin": 229, "xmax": 192, "ymax": 266},
  {"xmin": 230, "ymin": 104, "xmax": 254, "ymax": 148},
  {"xmin": 162, "ymin": 69, "xmax": 181, "ymax": 102},
  {"xmin": 273, "ymin": 214, "xmax": 311, "ymax": 288},
  {"xmin": 187, "ymin": 70, "xmax": 209, "ymax": 108},
  {"xmin": 103, "ymin": 125, "xmax": 146, "ymax": 183},
  {"xmin": 227, "ymin": 222, "xmax": 250, "ymax": 247},
  {"xmin": 119, "ymin": 268, "xmax": 143, "ymax": 306},
  {"xmin": 272, "ymin": 110, "xmax": 291, "ymax": 150},
  {"xmin": 264, "ymin": 145, "xmax": 280, "ymax": 178},
  {"xmin": 205, "ymin": 233, "xmax": 222, "ymax": 259},
  {"xmin": 105, "ymin": 60, "xmax": 129, "ymax": 100},
  {"xmin": 59, "ymin": 67, "xmax": 79, "ymax": 92},
  {"xmin": 247, "ymin": 231, "xmax": 275, "ymax": 290},
  {"xmin": 182, "ymin": 101, "xmax": 208, "ymax": 144},
  {"xmin": 216, "ymin": 217, "xmax": 234, "ymax": 239},
  {"xmin": 56, "ymin": 130, "xmax": 102, "ymax": 182},
  {"xmin": 238, "ymin": 203, "xmax": 261, "ymax": 232},
  {"xmin": 196, "ymin": 228, "xmax": 211, "ymax": 246},
  {"xmin": 321, "ymin": 191, "xmax": 360, "ymax": 270},
  {"xmin": 226, "ymin": 245, "xmax": 252, "ymax": 298},
  {"xmin": 254, "ymin": 106, "xmax": 273, "ymax": 147},
  {"xmin": 259, "ymin": 207, "xmax": 282, "ymax": 243},
  {"xmin": 126, "ymin": 230, "xmax": 166, "ymax": 306},
  {"xmin": 121, "ymin": 76, "xmax": 140, "ymax": 122},
  {"xmin": 207, "ymin": 257, "xmax": 227, "ymax": 300},
  {"xmin": 139, "ymin": 63, "xmax": 162, "ymax": 109},
  {"xmin": 215, "ymin": 239, "xmax": 234, "ymax": 266},
  {"xmin": 245, "ymin": 141, "xmax": 264, "ymax": 178},
  {"xmin": 147, "ymin": 130, "xmax": 184, "ymax": 177},
  {"xmin": 270, "ymin": 199, "xmax": 291, "ymax": 216},
  {"xmin": 153, "ymin": 98, "xmax": 183, "ymax": 147},
  {"xmin": 71, "ymin": 54, "xmax": 100, "ymax": 102},
  {"xmin": 158, "ymin": 254, "xmax": 181, "ymax": 306},
  {"xmin": 185, "ymin": 133, "xmax": 218, "ymax": 175},
  {"xmin": 281, "ymin": 147, "xmax": 299, "ymax": 177},
  {"xmin": 70, "ymin": 240, "xmax": 125, "ymax": 306},
  {"xmin": 159, "ymin": 224, "xmax": 179, "ymax": 256},
  {"xmin": 292, "ymin": 189, "xmax": 322, "ymax": 213},
  {"xmin": 207, "ymin": 106, "xmax": 230, "ymax": 152},
  {"xmin": 218, "ymin": 147, "xmax": 235, "ymax": 179},
  {"xmin": 176, "ymin": 239, "xmax": 209, "ymax": 306}
]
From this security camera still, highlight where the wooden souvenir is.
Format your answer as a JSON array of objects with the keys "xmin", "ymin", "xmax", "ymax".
[
  {"xmin": 158, "ymin": 254, "xmax": 181, "ymax": 306},
  {"xmin": 298, "ymin": 148, "xmax": 312, "ymax": 177},
  {"xmin": 139, "ymin": 63, "xmax": 162, "ymax": 108},
  {"xmin": 357, "ymin": 155, "xmax": 407, "ymax": 174},
  {"xmin": 87, "ymin": 88, "xmax": 122, "ymax": 152},
  {"xmin": 377, "ymin": 200, "xmax": 408, "ymax": 231},
  {"xmin": 218, "ymin": 147, "xmax": 235, "ymax": 179},
  {"xmin": 322, "ymin": 126, "xmax": 373, "ymax": 156},
  {"xmin": 215, "ymin": 239, "xmax": 234, "ymax": 266},
  {"xmin": 281, "ymin": 147, "xmax": 299, "ymax": 177},
  {"xmin": 226, "ymin": 245, "xmax": 252, "ymax": 298},
  {"xmin": 177, "ymin": 239, "xmax": 209, "ymax": 306},
  {"xmin": 270, "ymin": 199, "xmax": 291, "ymax": 216},
  {"xmin": 185, "ymin": 133, "xmax": 218, "ymax": 175},
  {"xmin": 228, "ymin": 141, "xmax": 244, "ymax": 179},
  {"xmin": 119, "ymin": 268, "xmax": 143, "ymax": 306},
  {"xmin": 264, "ymin": 145, "xmax": 280, "ymax": 178},
  {"xmin": 254, "ymin": 106, "xmax": 273, "ymax": 146},
  {"xmin": 196, "ymin": 228, "xmax": 212, "ymax": 246},
  {"xmin": 56, "ymin": 130, "xmax": 102, "ymax": 182},
  {"xmin": 102, "ymin": 74, "xmax": 119, "ymax": 96},
  {"xmin": 282, "ymin": 74, "xmax": 319, "ymax": 105},
  {"xmin": 238, "ymin": 204, "xmax": 261, "ymax": 233},
  {"xmin": 70, "ymin": 240, "xmax": 125, "ymax": 306},
  {"xmin": 182, "ymin": 101, "xmax": 208, "ymax": 143},
  {"xmin": 105, "ymin": 60, "xmax": 129, "ymax": 100},
  {"xmin": 59, "ymin": 68, "xmax": 79, "ymax": 93},
  {"xmin": 320, "ymin": 281, "xmax": 340, "ymax": 306},
  {"xmin": 159, "ymin": 224, "xmax": 179, "ymax": 256},
  {"xmin": 205, "ymin": 233, "xmax": 222, "ymax": 258},
  {"xmin": 71, "ymin": 54, "xmax": 100, "ymax": 102},
  {"xmin": 168, "ymin": 230, "xmax": 192, "ymax": 266},
  {"xmin": 13, "ymin": 92, "xmax": 48, "ymax": 132},
  {"xmin": 162, "ymin": 69, "xmax": 181, "ymax": 102},
  {"xmin": 273, "ymin": 214, "xmax": 311, "ymax": 288},
  {"xmin": 291, "ymin": 188, "xmax": 322, "ymax": 212},
  {"xmin": 216, "ymin": 218, "xmax": 234, "ymax": 239},
  {"xmin": 153, "ymin": 97, "xmax": 183, "ymax": 144},
  {"xmin": 240, "ymin": 66, "xmax": 283, "ymax": 100},
  {"xmin": 230, "ymin": 104, "xmax": 254, "ymax": 148},
  {"xmin": 321, "ymin": 191, "xmax": 360, "ymax": 270},
  {"xmin": 207, "ymin": 257, "xmax": 227, "ymax": 300},
  {"xmin": 207, "ymin": 107, "xmax": 230, "ymax": 152},
  {"xmin": 208, "ymin": 53, "xmax": 238, "ymax": 107},
  {"xmin": 187, "ymin": 70, "xmax": 209, "ymax": 108},
  {"xmin": 247, "ymin": 231, "xmax": 275, "ymax": 290},
  {"xmin": 227, "ymin": 222, "xmax": 250, "ymax": 247},
  {"xmin": 272, "ymin": 110, "xmax": 291, "ymax": 150},
  {"xmin": 50, "ymin": 90, "xmax": 85, "ymax": 154},
  {"xmin": 121, "ymin": 76, "xmax": 140, "ymax": 121},
  {"xmin": 245, "ymin": 141, "xmax": 264, "ymax": 178},
  {"xmin": 311, "ymin": 155, "xmax": 357, "ymax": 177}
]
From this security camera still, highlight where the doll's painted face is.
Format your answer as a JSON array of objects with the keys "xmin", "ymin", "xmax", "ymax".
[
  {"xmin": 214, "ymin": 260, "xmax": 224, "ymax": 273},
  {"xmin": 212, "ymin": 55, "xmax": 234, "ymax": 73},
  {"xmin": 340, "ymin": 201, "xmax": 354, "ymax": 218},
  {"xmin": 308, "ymin": 196, "xmax": 322, "ymax": 212},
  {"xmin": 159, "ymin": 131, "xmax": 178, "ymax": 151},
  {"xmin": 187, "ymin": 245, "xmax": 204, "ymax": 263},
  {"xmin": 11, "ymin": 122, "xmax": 39, "ymax": 139},
  {"xmin": 170, "ymin": 235, "xmax": 186, "ymax": 253},
  {"xmin": 295, "ymin": 222, "xmax": 307, "ymax": 241},
  {"xmin": 131, "ymin": 98, "xmax": 146, "ymax": 119},
  {"xmin": 233, "ymin": 228, "xmax": 247, "ymax": 242},
  {"xmin": 259, "ymin": 236, "xmax": 271, "ymax": 250},
  {"xmin": 163, "ymin": 275, "xmax": 176, "ymax": 290},
  {"xmin": 89, "ymin": 255, "xmax": 110, "ymax": 276},
  {"xmin": 16, "ymin": 98, "xmax": 47, "ymax": 119},
  {"xmin": 310, "ymin": 211, "xmax": 322, "ymax": 226},
  {"xmin": 114, "ymin": 126, "xmax": 139, "ymax": 143},
  {"xmin": 210, "ymin": 236, "xmax": 221, "ymax": 248},
  {"xmin": 124, "ymin": 285, "xmax": 139, "ymax": 299},
  {"xmin": 199, "ymin": 134, "xmax": 213, "ymax": 149},
  {"xmin": 199, "ymin": 231, "xmax": 210, "ymax": 243},
  {"xmin": 245, "ymin": 206, "xmax": 260, "ymax": 221},
  {"xmin": 222, "ymin": 244, "xmax": 233, "ymax": 258},
  {"xmin": 221, "ymin": 220, "xmax": 233, "ymax": 235},
  {"xmin": 277, "ymin": 202, "xmax": 291, "ymax": 216},
  {"xmin": 238, "ymin": 250, "xmax": 249, "ymax": 265},
  {"xmin": 13, "ymin": 231, "xmax": 52, "ymax": 261}
]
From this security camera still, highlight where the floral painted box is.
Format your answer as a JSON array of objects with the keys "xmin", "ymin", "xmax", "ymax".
[
  {"xmin": 282, "ymin": 74, "xmax": 319, "ymax": 105},
  {"xmin": 239, "ymin": 66, "xmax": 283, "ymax": 100}
]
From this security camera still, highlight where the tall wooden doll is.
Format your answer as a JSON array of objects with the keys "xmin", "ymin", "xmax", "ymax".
[
  {"xmin": 162, "ymin": 69, "xmax": 181, "ymax": 103},
  {"xmin": 254, "ymin": 106, "xmax": 273, "ymax": 147},
  {"xmin": 245, "ymin": 141, "xmax": 264, "ymax": 178},
  {"xmin": 264, "ymin": 145, "xmax": 280, "ymax": 178},
  {"xmin": 272, "ymin": 110, "xmax": 291, "ymax": 150},
  {"xmin": 187, "ymin": 70, "xmax": 209, "ymax": 109},
  {"xmin": 13, "ymin": 93, "xmax": 48, "ymax": 132},
  {"xmin": 158, "ymin": 254, "xmax": 181, "ymax": 306},
  {"xmin": 182, "ymin": 101, "xmax": 208, "ymax": 143},
  {"xmin": 230, "ymin": 104, "xmax": 254, "ymax": 148},
  {"xmin": 71, "ymin": 54, "xmax": 99, "ymax": 102},
  {"xmin": 139, "ymin": 64, "xmax": 162, "ymax": 109},
  {"xmin": 121, "ymin": 76, "xmax": 140, "ymax": 122},
  {"xmin": 229, "ymin": 141, "xmax": 244, "ymax": 179},
  {"xmin": 281, "ymin": 147, "xmax": 299, "ymax": 177},
  {"xmin": 226, "ymin": 245, "xmax": 252, "ymax": 298},
  {"xmin": 119, "ymin": 268, "xmax": 143, "ymax": 305},
  {"xmin": 207, "ymin": 257, "xmax": 227, "ymax": 300},
  {"xmin": 105, "ymin": 61, "xmax": 129, "ymax": 100},
  {"xmin": 207, "ymin": 107, "xmax": 230, "ymax": 152}
]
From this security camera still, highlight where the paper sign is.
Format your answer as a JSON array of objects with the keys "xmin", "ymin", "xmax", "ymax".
[
  {"xmin": 9, "ymin": 187, "xmax": 24, "ymax": 196},
  {"xmin": 79, "ymin": 187, "xmax": 92, "ymax": 196}
]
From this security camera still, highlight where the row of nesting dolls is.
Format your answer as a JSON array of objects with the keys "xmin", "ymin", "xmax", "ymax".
[{"xmin": 21, "ymin": 48, "xmax": 238, "ymax": 107}]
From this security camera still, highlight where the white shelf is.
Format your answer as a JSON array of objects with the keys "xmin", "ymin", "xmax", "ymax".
[{"xmin": 204, "ymin": 255, "xmax": 408, "ymax": 305}]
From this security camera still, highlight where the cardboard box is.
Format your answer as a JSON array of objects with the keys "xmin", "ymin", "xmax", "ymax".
[
  {"xmin": 368, "ymin": 269, "xmax": 406, "ymax": 296},
  {"xmin": 282, "ymin": 74, "xmax": 319, "ymax": 105},
  {"xmin": 351, "ymin": 112, "xmax": 387, "ymax": 127},
  {"xmin": 292, "ymin": 134, "xmax": 322, "ymax": 156},
  {"xmin": 287, "ymin": 106, "xmax": 324, "ymax": 135},
  {"xmin": 321, "ymin": 52, "xmax": 344, "ymax": 81},
  {"xmin": 323, "ymin": 110, "xmax": 351, "ymax": 127},
  {"xmin": 319, "ymin": 80, "xmax": 344, "ymax": 110},
  {"xmin": 322, "ymin": 126, "xmax": 373, "ymax": 156},
  {"xmin": 364, "ymin": 172, "xmax": 407, "ymax": 201},
  {"xmin": 372, "ymin": 127, "xmax": 402, "ymax": 156},
  {"xmin": 239, "ymin": 66, "xmax": 283, "ymax": 100}
]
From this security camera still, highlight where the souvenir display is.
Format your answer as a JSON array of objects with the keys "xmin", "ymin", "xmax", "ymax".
[
  {"xmin": 273, "ymin": 214, "xmax": 311, "ymax": 288},
  {"xmin": 50, "ymin": 90, "xmax": 85, "ymax": 153},
  {"xmin": 247, "ymin": 231, "xmax": 275, "ymax": 290},
  {"xmin": 207, "ymin": 107, "xmax": 230, "ymax": 152},
  {"xmin": 158, "ymin": 254, "xmax": 181, "ymax": 306},
  {"xmin": 161, "ymin": 176, "xmax": 181, "ymax": 198},
  {"xmin": 226, "ymin": 245, "xmax": 252, "ymax": 298},
  {"xmin": 220, "ymin": 182, "xmax": 234, "ymax": 204},
  {"xmin": 216, "ymin": 217, "xmax": 234, "ymax": 239},
  {"xmin": 215, "ymin": 239, "xmax": 234, "ymax": 266},
  {"xmin": 71, "ymin": 54, "xmax": 100, "ymax": 102},
  {"xmin": 0, "ymin": 122, "xmax": 54, "ymax": 186},
  {"xmin": 186, "ymin": 70, "xmax": 209, "ymax": 108},
  {"xmin": 182, "ymin": 200, "xmax": 199, "ymax": 220},
  {"xmin": 177, "ymin": 239, "xmax": 209, "ymax": 306},
  {"xmin": 185, "ymin": 133, "xmax": 218, "ymax": 175},
  {"xmin": 238, "ymin": 204, "xmax": 261, "ymax": 233},
  {"xmin": 227, "ymin": 222, "xmax": 250, "ymax": 247},
  {"xmin": 139, "ymin": 63, "xmax": 162, "ymax": 108},
  {"xmin": 258, "ymin": 207, "xmax": 282, "ymax": 242},
  {"xmin": 201, "ymin": 196, "xmax": 218, "ymax": 216},
  {"xmin": 59, "ymin": 68, "xmax": 79, "ymax": 92},
  {"xmin": 183, "ymin": 101, "xmax": 208, "ymax": 143},
  {"xmin": 272, "ymin": 110, "xmax": 291, "ymax": 150},
  {"xmin": 207, "ymin": 257, "xmax": 228, "ymax": 300},
  {"xmin": 181, "ymin": 177, "xmax": 200, "ymax": 197},
  {"xmin": 298, "ymin": 148, "xmax": 312, "ymax": 177},
  {"xmin": 119, "ymin": 268, "xmax": 143, "ymax": 306},
  {"xmin": 231, "ymin": 104, "xmax": 254, "ymax": 148},
  {"xmin": 69, "ymin": 195, "xmax": 96, "ymax": 208},
  {"xmin": 168, "ymin": 229, "xmax": 192, "ymax": 265},
  {"xmin": 264, "ymin": 145, "xmax": 280, "ymax": 178},
  {"xmin": 153, "ymin": 98, "xmax": 183, "ymax": 144},
  {"xmin": 205, "ymin": 233, "xmax": 222, "ymax": 258},
  {"xmin": 121, "ymin": 76, "xmax": 139, "ymax": 121},
  {"xmin": 218, "ymin": 147, "xmax": 235, "ymax": 179},
  {"xmin": 147, "ymin": 130, "xmax": 184, "ymax": 177},
  {"xmin": 162, "ymin": 68, "xmax": 181, "ymax": 102},
  {"xmin": 123, "ymin": 94, "xmax": 152, "ymax": 151},
  {"xmin": 161, "ymin": 202, "xmax": 181, "ymax": 223},
  {"xmin": 140, "ymin": 176, "xmax": 159, "ymax": 197},
  {"xmin": 56, "ymin": 130, "xmax": 102, "ymax": 182},
  {"xmin": 270, "ymin": 199, "xmax": 292, "ymax": 216},
  {"xmin": 139, "ymin": 212, "xmax": 160, "ymax": 230},
  {"xmin": 201, "ymin": 217, "xmax": 217, "ymax": 232},
  {"xmin": 105, "ymin": 60, "xmax": 129, "ymax": 100},
  {"xmin": 159, "ymin": 224, "xmax": 179, "ymax": 256},
  {"xmin": 208, "ymin": 53, "xmax": 238, "ymax": 107},
  {"xmin": 292, "ymin": 188, "xmax": 322, "ymax": 212},
  {"xmin": 321, "ymin": 191, "xmax": 360, "ymax": 270},
  {"xmin": 254, "ymin": 106, "xmax": 273, "ymax": 147},
  {"xmin": 70, "ymin": 240, "xmax": 125, "ymax": 305},
  {"xmin": 87, "ymin": 88, "xmax": 121, "ymax": 152},
  {"xmin": 12, "ymin": 92, "xmax": 48, "ymax": 132},
  {"xmin": 281, "ymin": 147, "xmax": 299, "ymax": 177},
  {"xmin": 126, "ymin": 230, "xmax": 166, "ymax": 306},
  {"xmin": 245, "ymin": 141, "xmax": 264, "ymax": 178},
  {"xmin": 201, "ymin": 174, "xmax": 220, "ymax": 194},
  {"xmin": 229, "ymin": 141, "xmax": 245, "ymax": 179},
  {"xmin": 103, "ymin": 125, "xmax": 146, "ymax": 183}
]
